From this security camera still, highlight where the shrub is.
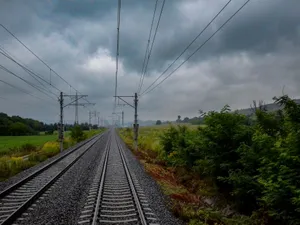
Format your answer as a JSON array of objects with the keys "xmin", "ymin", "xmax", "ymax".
[
  {"xmin": 21, "ymin": 143, "xmax": 36, "ymax": 152},
  {"xmin": 0, "ymin": 157, "xmax": 11, "ymax": 180},
  {"xmin": 70, "ymin": 125, "xmax": 86, "ymax": 142},
  {"xmin": 41, "ymin": 141, "xmax": 60, "ymax": 157}
]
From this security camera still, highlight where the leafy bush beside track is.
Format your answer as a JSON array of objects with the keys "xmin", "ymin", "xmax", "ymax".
[{"xmin": 120, "ymin": 95, "xmax": 300, "ymax": 225}]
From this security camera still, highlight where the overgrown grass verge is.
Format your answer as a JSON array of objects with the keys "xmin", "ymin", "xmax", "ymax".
[
  {"xmin": 120, "ymin": 96, "xmax": 300, "ymax": 225},
  {"xmin": 0, "ymin": 128, "xmax": 106, "ymax": 181},
  {"xmin": 118, "ymin": 127, "xmax": 252, "ymax": 225}
]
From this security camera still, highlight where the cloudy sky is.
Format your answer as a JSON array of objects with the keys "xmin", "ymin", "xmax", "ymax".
[{"xmin": 0, "ymin": 0, "xmax": 299, "ymax": 124}]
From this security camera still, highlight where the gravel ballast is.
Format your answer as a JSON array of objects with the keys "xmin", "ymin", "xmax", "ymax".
[
  {"xmin": 117, "ymin": 134, "xmax": 183, "ymax": 225},
  {"xmin": 0, "ymin": 133, "xmax": 105, "ymax": 192},
  {"xmin": 17, "ymin": 132, "xmax": 109, "ymax": 225},
  {"xmin": 1, "ymin": 130, "xmax": 182, "ymax": 225}
]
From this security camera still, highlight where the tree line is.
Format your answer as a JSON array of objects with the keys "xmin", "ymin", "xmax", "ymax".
[
  {"xmin": 0, "ymin": 112, "xmax": 100, "ymax": 136},
  {"xmin": 156, "ymin": 115, "xmax": 204, "ymax": 125}
]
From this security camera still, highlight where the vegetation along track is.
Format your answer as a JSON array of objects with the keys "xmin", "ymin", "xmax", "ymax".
[
  {"xmin": 78, "ymin": 129, "xmax": 159, "ymax": 225},
  {"xmin": 0, "ymin": 132, "xmax": 106, "ymax": 225}
]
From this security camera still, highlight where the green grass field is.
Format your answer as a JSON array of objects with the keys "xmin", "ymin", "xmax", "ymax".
[
  {"xmin": 0, "ymin": 131, "xmax": 71, "ymax": 153},
  {"xmin": 0, "ymin": 135, "xmax": 58, "ymax": 152}
]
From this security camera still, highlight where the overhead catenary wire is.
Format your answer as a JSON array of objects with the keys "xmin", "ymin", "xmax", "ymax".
[
  {"xmin": 137, "ymin": 0, "xmax": 159, "ymax": 93},
  {"xmin": 0, "ymin": 64, "xmax": 57, "ymax": 101},
  {"xmin": 114, "ymin": 0, "xmax": 121, "ymax": 109},
  {"xmin": 0, "ymin": 46, "xmax": 49, "ymax": 91},
  {"xmin": 0, "ymin": 23, "xmax": 92, "ymax": 105},
  {"xmin": 138, "ymin": 0, "xmax": 166, "ymax": 94},
  {"xmin": 0, "ymin": 24, "xmax": 75, "ymax": 92},
  {"xmin": 0, "ymin": 47, "xmax": 60, "ymax": 97},
  {"xmin": 0, "ymin": 46, "xmax": 61, "ymax": 93},
  {"xmin": 0, "ymin": 79, "xmax": 45, "ymax": 101},
  {"xmin": 141, "ymin": 0, "xmax": 251, "ymax": 96},
  {"xmin": 140, "ymin": 0, "xmax": 232, "ymax": 96}
]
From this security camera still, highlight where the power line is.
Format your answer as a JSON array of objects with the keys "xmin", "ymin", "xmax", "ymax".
[
  {"xmin": 0, "ymin": 79, "xmax": 45, "ymax": 101},
  {"xmin": 0, "ymin": 47, "xmax": 60, "ymax": 97},
  {"xmin": 138, "ymin": 0, "xmax": 165, "ymax": 94},
  {"xmin": 0, "ymin": 46, "xmax": 61, "ymax": 92},
  {"xmin": 140, "ymin": 0, "xmax": 232, "ymax": 95},
  {"xmin": 115, "ymin": 0, "xmax": 121, "ymax": 109},
  {"xmin": 141, "ymin": 0, "xmax": 251, "ymax": 96},
  {"xmin": 137, "ymin": 0, "xmax": 158, "ymax": 93},
  {"xmin": 0, "ymin": 24, "xmax": 84, "ymax": 97},
  {"xmin": 0, "ymin": 64, "xmax": 57, "ymax": 101}
]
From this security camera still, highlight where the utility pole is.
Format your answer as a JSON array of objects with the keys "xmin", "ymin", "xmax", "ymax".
[
  {"xmin": 89, "ymin": 111, "xmax": 99, "ymax": 130},
  {"xmin": 133, "ymin": 93, "xmax": 138, "ymax": 151},
  {"xmin": 64, "ymin": 93, "xmax": 95, "ymax": 124},
  {"xmin": 114, "ymin": 93, "xmax": 138, "ymax": 151},
  {"xmin": 122, "ymin": 110, "xmax": 124, "ymax": 127},
  {"xmin": 58, "ymin": 92, "xmax": 93, "ymax": 153},
  {"xmin": 117, "ymin": 103, "xmax": 126, "ymax": 128},
  {"xmin": 75, "ymin": 91, "xmax": 78, "ymax": 124},
  {"xmin": 89, "ymin": 111, "xmax": 92, "ymax": 130},
  {"xmin": 97, "ymin": 112, "xmax": 100, "ymax": 128},
  {"xmin": 59, "ymin": 92, "xmax": 64, "ymax": 152}
]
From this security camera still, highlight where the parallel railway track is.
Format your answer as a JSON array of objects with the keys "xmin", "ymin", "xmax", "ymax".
[
  {"xmin": 78, "ymin": 130, "xmax": 159, "ymax": 225},
  {"xmin": 0, "ymin": 132, "xmax": 105, "ymax": 225}
]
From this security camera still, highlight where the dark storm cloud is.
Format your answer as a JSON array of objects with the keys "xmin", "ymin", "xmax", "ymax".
[
  {"xmin": 43, "ymin": 0, "xmax": 300, "ymax": 74},
  {"xmin": 0, "ymin": 0, "xmax": 300, "ymax": 123}
]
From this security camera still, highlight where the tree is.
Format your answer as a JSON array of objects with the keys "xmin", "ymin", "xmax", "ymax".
[
  {"xmin": 177, "ymin": 115, "xmax": 181, "ymax": 123},
  {"xmin": 250, "ymin": 100, "xmax": 267, "ymax": 113},
  {"xmin": 9, "ymin": 122, "xmax": 31, "ymax": 135},
  {"xmin": 183, "ymin": 117, "xmax": 189, "ymax": 123},
  {"xmin": 70, "ymin": 125, "xmax": 86, "ymax": 142},
  {"xmin": 156, "ymin": 120, "xmax": 162, "ymax": 125}
]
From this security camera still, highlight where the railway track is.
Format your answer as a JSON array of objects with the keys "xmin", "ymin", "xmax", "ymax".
[
  {"xmin": 0, "ymin": 132, "xmax": 105, "ymax": 225},
  {"xmin": 78, "ymin": 130, "xmax": 159, "ymax": 225}
]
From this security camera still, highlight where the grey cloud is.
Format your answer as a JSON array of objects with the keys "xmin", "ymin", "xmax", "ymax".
[{"xmin": 0, "ymin": 0, "xmax": 300, "ymax": 124}]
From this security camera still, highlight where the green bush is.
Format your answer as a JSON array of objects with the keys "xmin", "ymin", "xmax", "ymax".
[
  {"xmin": 159, "ymin": 96, "xmax": 300, "ymax": 224},
  {"xmin": 71, "ymin": 125, "xmax": 86, "ymax": 143}
]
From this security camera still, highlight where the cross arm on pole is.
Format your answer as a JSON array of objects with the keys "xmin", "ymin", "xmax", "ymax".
[
  {"xmin": 63, "ymin": 94, "xmax": 88, "ymax": 97},
  {"xmin": 115, "ymin": 96, "xmax": 134, "ymax": 108},
  {"xmin": 69, "ymin": 103, "xmax": 95, "ymax": 106},
  {"xmin": 114, "ymin": 95, "xmax": 134, "ymax": 98},
  {"xmin": 63, "ymin": 96, "xmax": 85, "ymax": 108}
]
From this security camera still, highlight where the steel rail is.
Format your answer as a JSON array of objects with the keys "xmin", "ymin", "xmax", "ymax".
[
  {"xmin": 116, "ymin": 133, "xmax": 147, "ymax": 225},
  {"xmin": 0, "ymin": 132, "xmax": 106, "ymax": 225},
  {"xmin": 91, "ymin": 130, "xmax": 147, "ymax": 225},
  {"xmin": 91, "ymin": 134, "xmax": 111, "ymax": 225},
  {"xmin": 0, "ymin": 134, "xmax": 101, "ymax": 198}
]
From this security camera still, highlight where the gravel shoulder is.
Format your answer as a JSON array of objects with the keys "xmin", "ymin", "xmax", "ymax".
[{"xmin": 117, "ymin": 134, "xmax": 184, "ymax": 225}]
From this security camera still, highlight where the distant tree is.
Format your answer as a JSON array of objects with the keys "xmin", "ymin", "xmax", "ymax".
[
  {"xmin": 250, "ymin": 100, "xmax": 267, "ymax": 113},
  {"xmin": 156, "ymin": 120, "xmax": 162, "ymax": 125},
  {"xmin": 177, "ymin": 115, "xmax": 181, "ymax": 123},
  {"xmin": 183, "ymin": 117, "xmax": 189, "ymax": 123},
  {"xmin": 9, "ymin": 122, "xmax": 31, "ymax": 136},
  {"xmin": 45, "ymin": 130, "xmax": 54, "ymax": 135}
]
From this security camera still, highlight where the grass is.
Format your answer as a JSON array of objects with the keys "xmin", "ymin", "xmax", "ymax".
[
  {"xmin": 0, "ymin": 135, "xmax": 57, "ymax": 153},
  {"xmin": 0, "ymin": 129, "xmax": 105, "ymax": 181},
  {"xmin": 119, "ymin": 125, "xmax": 253, "ymax": 225}
]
